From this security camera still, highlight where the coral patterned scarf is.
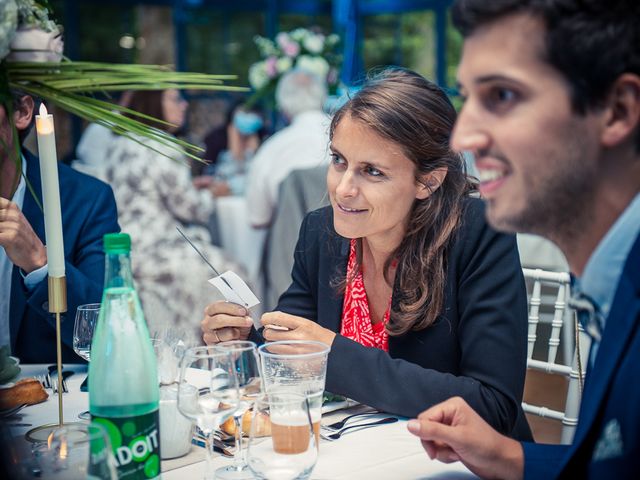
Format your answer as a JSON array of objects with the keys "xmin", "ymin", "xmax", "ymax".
[{"xmin": 340, "ymin": 239, "xmax": 390, "ymax": 351}]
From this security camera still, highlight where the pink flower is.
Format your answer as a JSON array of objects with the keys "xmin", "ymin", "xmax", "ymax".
[
  {"xmin": 277, "ymin": 32, "xmax": 300, "ymax": 58},
  {"xmin": 265, "ymin": 56, "xmax": 278, "ymax": 78},
  {"xmin": 282, "ymin": 40, "xmax": 300, "ymax": 58}
]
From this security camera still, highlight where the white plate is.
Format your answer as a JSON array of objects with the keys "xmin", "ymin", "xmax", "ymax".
[{"xmin": 321, "ymin": 398, "xmax": 359, "ymax": 414}]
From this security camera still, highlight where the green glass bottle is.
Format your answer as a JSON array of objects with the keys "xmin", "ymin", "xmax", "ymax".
[{"xmin": 89, "ymin": 233, "xmax": 161, "ymax": 479}]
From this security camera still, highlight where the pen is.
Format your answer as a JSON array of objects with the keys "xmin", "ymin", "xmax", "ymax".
[{"xmin": 175, "ymin": 226, "xmax": 248, "ymax": 307}]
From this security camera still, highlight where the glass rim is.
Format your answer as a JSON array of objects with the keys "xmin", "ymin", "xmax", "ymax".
[
  {"xmin": 214, "ymin": 340, "xmax": 257, "ymax": 352},
  {"xmin": 257, "ymin": 340, "xmax": 330, "ymax": 359},
  {"xmin": 76, "ymin": 303, "xmax": 101, "ymax": 311},
  {"xmin": 43, "ymin": 422, "xmax": 111, "ymax": 445},
  {"xmin": 182, "ymin": 345, "xmax": 234, "ymax": 359}
]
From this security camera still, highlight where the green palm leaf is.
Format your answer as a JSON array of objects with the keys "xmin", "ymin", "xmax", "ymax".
[{"xmin": 5, "ymin": 60, "xmax": 248, "ymax": 163}]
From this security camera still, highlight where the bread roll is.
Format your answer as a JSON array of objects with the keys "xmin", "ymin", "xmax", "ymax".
[
  {"xmin": 0, "ymin": 378, "xmax": 48, "ymax": 410},
  {"xmin": 221, "ymin": 410, "xmax": 271, "ymax": 437}
]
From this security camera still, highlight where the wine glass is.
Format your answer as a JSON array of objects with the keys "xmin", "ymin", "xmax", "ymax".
[
  {"xmin": 247, "ymin": 392, "xmax": 318, "ymax": 480},
  {"xmin": 177, "ymin": 346, "xmax": 240, "ymax": 480},
  {"xmin": 73, "ymin": 303, "xmax": 101, "ymax": 419},
  {"xmin": 29, "ymin": 423, "xmax": 117, "ymax": 479},
  {"xmin": 214, "ymin": 341, "xmax": 261, "ymax": 480}
]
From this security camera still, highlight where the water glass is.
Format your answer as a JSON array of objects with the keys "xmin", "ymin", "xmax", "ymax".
[
  {"xmin": 30, "ymin": 423, "xmax": 117, "ymax": 479},
  {"xmin": 177, "ymin": 346, "xmax": 240, "ymax": 480},
  {"xmin": 247, "ymin": 392, "xmax": 317, "ymax": 480},
  {"xmin": 214, "ymin": 341, "xmax": 261, "ymax": 480},
  {"xmin": 258, "ymin": 340, "xmax": 330, "ymax": 446},
  {"xmin": 73, "ymin": 303, "xmax": 100, "ymax": 417},
  {"xmin": 73, "ymin": 303, "xmax": 101, "ymax": 362}
]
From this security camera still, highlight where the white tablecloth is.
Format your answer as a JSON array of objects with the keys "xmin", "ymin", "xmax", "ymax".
[
  {"xmin": 7, "ymin": 365, "xmax": 477, "ymax": 479},
  {"xmin": 215, "ymin": 196, "xmax": 266, "ymax": 286}
]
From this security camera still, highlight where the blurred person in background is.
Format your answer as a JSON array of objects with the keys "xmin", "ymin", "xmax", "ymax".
[
  {"xmin": 72, "ymin": 91, "xmax": 133, "ymax": 178},
  {"xmin": 246, "ymin": 68, "xmax": 331, "ymax": 228},
  {"xmin": 101, "ymin": 89, "xmax": 240, "ymax": 345},
  {"xmin": 193, "ymin": 102, "xmax": 265, "ymax": 197}
]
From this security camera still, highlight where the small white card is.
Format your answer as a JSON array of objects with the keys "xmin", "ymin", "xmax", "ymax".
[{"xmin": 208, "ymin": 271, "xmax": 261, "ymax": 328}]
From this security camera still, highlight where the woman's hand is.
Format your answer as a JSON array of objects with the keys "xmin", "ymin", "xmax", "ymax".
[
  {"xmin": 201, "ymin": 301, "xmax": 253, "ymax": 344},
  {"xmin": 261, "ymin": 312, "xmax": 337, "ymax": 347}
]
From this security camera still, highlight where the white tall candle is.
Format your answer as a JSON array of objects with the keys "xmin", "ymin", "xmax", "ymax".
[{"xmin": 35, "ymin": 104, "xmax": 65, "ymax": 277}]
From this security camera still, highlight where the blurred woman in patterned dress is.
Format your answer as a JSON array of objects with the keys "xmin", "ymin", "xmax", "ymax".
[{"xmin": 102, "ymin": 89, "xmax": 242, "ymax": 345}]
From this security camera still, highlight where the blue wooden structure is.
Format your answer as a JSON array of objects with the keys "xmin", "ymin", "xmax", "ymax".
[{"xmin": 63, "ymin": 0, "xmax": 453, "ymax": 87}]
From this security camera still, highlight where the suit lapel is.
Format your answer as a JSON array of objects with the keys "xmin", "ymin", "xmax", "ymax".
[
  {"xmin": 9, "ymin": 151, "xmax": 44, "ymax": 350},
  {"xmin": 566, "ymin": 233, "xmax": 640, "ymax": 459}
]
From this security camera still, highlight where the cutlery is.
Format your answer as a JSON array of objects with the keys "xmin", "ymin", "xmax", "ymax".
[
  {"xmin": 61, "ymin": 371, "xmax": 74, "ymax": 393},
  {"xmin": 0, "ymin": 403, "xmax": 28, "ymax": 418},
  {"xmin": 322, "ymin": 410, "xmax": 382, "ymax": 431},
  {"xmin": 51, "ymin": 370, "xmax": 74, "ymax": 394},
  {"xmin": 36, "ymin": 374, "xmax": 50, "ymax": 389},
  {"xmin": 320, "ymin": 417, "xmax": 398, "ymax": 441},
  {"xmin": 193, "ymin": 432, "xmax": 235, "ymax": 457}
]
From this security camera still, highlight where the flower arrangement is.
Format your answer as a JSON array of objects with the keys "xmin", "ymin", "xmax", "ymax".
[
  {"xmin": 0, "ymin": 0, "xmax": 246, "ymax": 168},
  {"xmin": 247, "ymin": 27, "xmax": 341, "ymax": 107}
]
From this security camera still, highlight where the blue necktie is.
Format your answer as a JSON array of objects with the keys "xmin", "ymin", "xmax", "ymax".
[{"xmin": 568, "ymin": 291, "xmax": 604, "ymax": 342}]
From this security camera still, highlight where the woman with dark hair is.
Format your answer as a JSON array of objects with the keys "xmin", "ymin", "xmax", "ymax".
[
  {"xmin": 102, "ymin": 89, "xmax": 240, "ymax": 345},
  {"xmin": 201, "ymin": 68, "xmax": 532, "ymax": 440}
]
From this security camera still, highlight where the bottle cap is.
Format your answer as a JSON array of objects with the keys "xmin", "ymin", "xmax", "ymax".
[{"xmin": 103, "ymin": 233, "xmax": 131, "ymax": 253}]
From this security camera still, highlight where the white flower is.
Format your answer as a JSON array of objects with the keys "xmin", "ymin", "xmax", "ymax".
[
  {"xmin": 326, "ymin": 33, "xmax": 340, "ymax": 48},
  {"xmin": 296, "ymin": 55, "xmax": 330, "ymax": 81},
  {"xmin": 249, "ymin": 61, "xmax": 269, "ymax": 90},
  {"xmin": 254, "ymin": 35, "xmax": 278, "ymax": 57},
  {"xmin": 0, "ymin": 0, "xmax": 19, "ymax": 60},
  {"xmin": 303, "ymin": 34, "xmax": 324, "ymax": 54},
  {"xmin": 289, "ymin": 28, "xmax": 309, "ymax": 43},
  {"xmin": 16, "ymin": 0, "xmax": 57, "ymax": 32},
  {"xmin": 7, "ymin": 26, "xmax": 63, "ymax": 62},
  {"xmin": 276, "ymin": 56, "xmax": 292, "ymax": 74}
]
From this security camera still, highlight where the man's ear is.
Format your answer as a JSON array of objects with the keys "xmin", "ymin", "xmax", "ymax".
[
  {"xmin": 12, "ymin": 96, "xmax": 34, "ymax": 130},
  {"xmin": 416, "ymin": 167, "xmax": 447, "ymax": 200},
  {"xmin": 600, "ymin": 73, "xmax": 640, "ymax": 148}
]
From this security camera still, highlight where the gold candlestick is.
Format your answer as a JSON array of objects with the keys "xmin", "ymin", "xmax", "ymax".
[
  {"xmin": 49, "ymin": 276, "xmax": 67, "ymax": 425},
  {"xmin": 24, "ymin": 276, "xmax": 81, "ymax": 443}
]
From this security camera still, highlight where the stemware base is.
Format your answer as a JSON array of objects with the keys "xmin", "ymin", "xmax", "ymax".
[
  {"xmin": 24, "ymin": 421, "xmax": 87, "ymax": 443},
  {"xmin": 215, "ymin": 464, "xmax": 254, "ymax": 480},
  {"xmin": 78, "ymin": 410, "xmax": 91, "ymax": 420}
]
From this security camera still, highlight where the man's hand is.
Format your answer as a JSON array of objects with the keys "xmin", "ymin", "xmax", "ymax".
[
  {"xmin": 407, "ymin": 397, "xmax": 524, "ymax": 480},
  {"xmin": 261, "ymin": 311, "xmax": 337, "ymax": 347},
  {"xmin": 0, "ymin": 198, "xmax": 46, "ymax": 273}
]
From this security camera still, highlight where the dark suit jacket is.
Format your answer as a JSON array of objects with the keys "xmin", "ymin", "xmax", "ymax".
[
  {"xmin": 523, "ymin": 232, "xmax": 640, "ymax": 478},
  {"xmin": 8, "ymin": 149, "xmax": 120, "ymax": 363},
  {"xmin": 275, "ymin": 199, "xmax": 532, "ymax": 440}
]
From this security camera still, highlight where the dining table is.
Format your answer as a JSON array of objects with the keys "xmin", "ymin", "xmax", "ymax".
[{"xmin": 4, "ymin": 364, "xmax": 478, "ymax": 479}]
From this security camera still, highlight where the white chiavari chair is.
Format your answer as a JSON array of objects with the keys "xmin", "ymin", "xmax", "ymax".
[{"xmin": 521, "ymin": 268, "xmax": 591, "ymax": 444}]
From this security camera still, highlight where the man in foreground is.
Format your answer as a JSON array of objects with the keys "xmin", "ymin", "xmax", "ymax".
[
  {"xmin": 407, "ymin": 0, "xmax": 639, "ymax": 478},
  {"xmin": 0, "ymin": 95, "xmax": 119, "ymax": 363}
]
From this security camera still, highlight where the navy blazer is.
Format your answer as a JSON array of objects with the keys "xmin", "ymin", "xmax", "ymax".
[
  {"xmin": 523, "ymin": 232, "xmax": 640, "ymax": 478},
  {"xmin": 275, "ymin": 199, "xmax": 532, "ymax": 440},
  {"xmin": 9, "ymin": 150, "xmax": 120, "ymax": 363}
]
